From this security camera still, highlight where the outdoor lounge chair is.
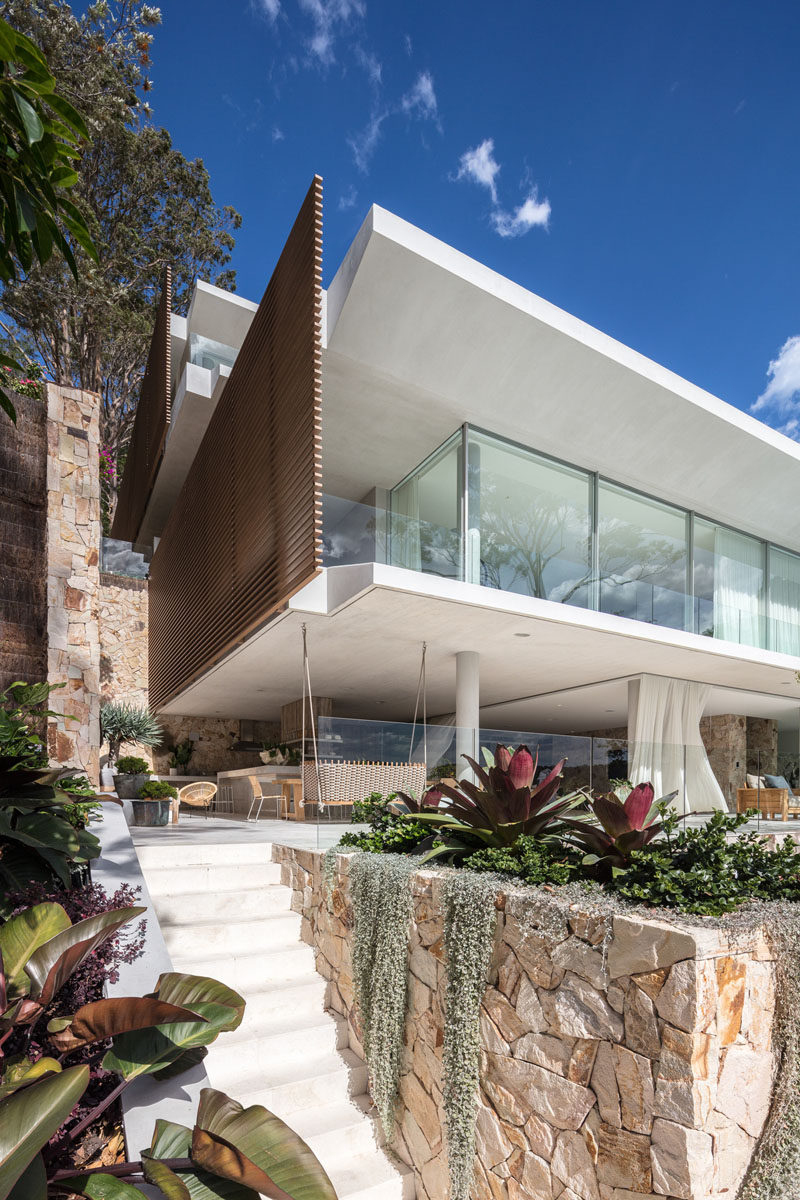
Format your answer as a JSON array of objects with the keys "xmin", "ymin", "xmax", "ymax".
[
  {"xmin": 736, "ymin": 786, "xmax": 800, "ymax": 821},
  {"xmin": 177, "ymin": 781, "xmax": 217, "ymax": 820}
]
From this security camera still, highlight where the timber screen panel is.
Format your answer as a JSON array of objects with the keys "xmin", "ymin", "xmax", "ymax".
[
  {"xmin": 111, "ymin": 267, "xmax": 172, "ymax": 541},
  {"xmin": 148, "ymin": 177, "xmax": 323, "ymax": 711}
]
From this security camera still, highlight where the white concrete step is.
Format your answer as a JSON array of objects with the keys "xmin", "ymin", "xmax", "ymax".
[
  {"xmin": 220, "ymin": 1047, "xmax": 369, "ymax": 1114},
  {"xmin": 170, "ymin": 943, "xmax": 316, "ymax": 993},
  {"xmin": 136, "ymin": 841, "xmax": 273, "ymax": 869},
  {"xmin": 153, "ymin": 884, "xmax": 291, "ymax": 925},
  {"xmin": 144, "ymin": 861, "xmax": 282, "ymax": 894},
  {"xmin": 287, "ymin": 1096, "xmax": 384, "ymax": 1161},
  {"xmin": 221, "ymin": 978, "xmax": 328, "ymax": 1032},
  {"xmin": 204, "ymin": 1013, "xmax": 347, "ymax": 1076},
  {"xmin": 160, "ymin": 912, "xmax": 303, "ymax": 958},
  {"xmin": 325, "ymin": 1151, "xmax": 415, "ymax": 1200}
]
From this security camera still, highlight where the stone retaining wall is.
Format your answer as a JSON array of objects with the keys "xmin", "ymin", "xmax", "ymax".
[{"xmin": 274, "ymin": 846, "xmax": 777, "ymax": 1200}]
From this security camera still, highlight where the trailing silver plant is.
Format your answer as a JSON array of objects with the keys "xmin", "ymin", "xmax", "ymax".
[
  {"xmin": 441, "ymin": 870, "xmax": 498, "ymax": 1200},
  {"xmin": 322, "ymin": 843, "xmax": 341, "ymax": 911},
  {"xmin": 349, "ymin": 852, "xmax": 416, "ymax": 1138}
]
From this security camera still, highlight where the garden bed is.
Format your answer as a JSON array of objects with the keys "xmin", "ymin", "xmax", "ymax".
[{"xmin": 275, "ymin": 844, "xmax": 781, "ymax": 1200}]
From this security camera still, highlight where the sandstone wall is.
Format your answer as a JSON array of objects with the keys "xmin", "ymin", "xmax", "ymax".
[
  {"xmin": 99, "ymin": 574, "xmax": 148, "ymax": 707},
  {"xmin": 275, "ymin": 846, "xmax": 777, "ymax": 1200},
  {"xmin": 45, "ymin": 384, "xmax": 101, "ymax": 783},
  {"xmin": 700, "ymin": 715, "xmax": 746, "ymax": 810}
]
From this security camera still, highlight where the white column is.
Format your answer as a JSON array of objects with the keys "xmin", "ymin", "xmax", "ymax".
[{"xmin": 455, "ymin": 651, "xmax": 480, "ymax": 779}]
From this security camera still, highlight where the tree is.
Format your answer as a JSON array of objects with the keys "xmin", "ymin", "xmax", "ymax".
[
  {"xmin": 0, "ymin": 1, "xmax": 241, "ymax": 465},
  {"xmin": 0, "ymin": 16, "xmax": 97, "ymax": 422}
]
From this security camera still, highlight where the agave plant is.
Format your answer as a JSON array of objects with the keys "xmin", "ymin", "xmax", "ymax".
[
  {"xmin": 396, "ymin": 744, "xmax": 584, "ymax": 864},
  {"xmin": 563, "ymin": 781, "xmax": 677, "ymax": 877},
  {"xmin": 100, "ymin": 701, "xmax": 162, "ymax": 767},
  {"xmin": 0, "ymin": 902, "xmax": 338, "ymax": 1199}
]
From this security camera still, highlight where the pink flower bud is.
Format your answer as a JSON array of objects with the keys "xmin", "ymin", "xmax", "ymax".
[
  {"xmin": 508, "ymin": 745, "xmax": 534, "ymax": 790},
  {"xmin": 495, "ymin": 745, "xmax": 512, "ymax": 771}
]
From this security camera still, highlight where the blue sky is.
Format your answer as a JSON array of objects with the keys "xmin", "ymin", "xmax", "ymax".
[{"xmin": 148, "ymin": 1, "xmax": 800, "ymax": 437}]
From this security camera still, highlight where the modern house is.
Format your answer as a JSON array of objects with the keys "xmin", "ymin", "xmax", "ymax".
[{"xmin": 110, "ymin": 176, "xmax": 800, "ymax": 810}]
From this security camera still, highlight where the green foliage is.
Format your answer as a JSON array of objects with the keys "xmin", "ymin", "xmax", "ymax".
[
  {"xmin": 0, "ymin": 898, "xmax": 335, "ymax": 1199},
  {"xmin": 610, "ymin": 808, "xmax": 800, "ymax": 915},
  {"xmin": 114, "ymin": 754, "xmax": 150, "ymax": 775},
  {"xmin": 351, "ymin": 790, "xmax": 396, "ymax": 823},
  {"xmin": 1, "ymin": 0, "xmax": 241, "ymax": 462},
  {"xmin": 349, "ymin": 852, "xmax": 416, "ymax": 1139},
  {"xmin": 564, "ymin": 781, "xmax": 675, "ymax": 877},
  {"xmin": 0, "ymin": 16, "xmax": 96, "ymax": 423},
  {"xmin": 137, "ymin": 779, "xmax": 176, "ymax": 800},
  {"xmin": 441, "ymin": 869, "xmax": 498, "ymax": 1200},
  {"xmin": 399, "ymin": 744, "xmax": 584, "ymax": 865},
  {"xmin": 100, "ymin": 702, "xmax": 161, "ymax": 764},
  {"xmin": 0, "ymin": 679, "xmax": 67, "ymax": 768},
  {"xmin": 166, "ymin": 737, "xmax": 193, "ymax": 770},
  {"xmin": 463, "ymin": 835, "xmax": 582, "ymax": 886},
  {"xmin": 339, "ymin": 809, "xmax": 431, "ymax": 854}
]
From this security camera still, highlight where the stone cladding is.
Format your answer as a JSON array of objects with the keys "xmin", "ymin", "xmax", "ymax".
[{"xmin": 275, "ymin": 846, "xmax": 777, "ymax": 1200}]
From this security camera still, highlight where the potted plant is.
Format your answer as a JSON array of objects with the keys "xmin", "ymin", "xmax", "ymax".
[
  {"xmin": 100, "ymin": 700, "xmax": 162, "ymax": 780},
  {"xmin": 113, "ymin": 754, "xmax": 152, "ymax": 799},
  {"xmin": 167, "ymin": 736, "xmax": 194, "ymax": 776},
  {"xmin": 131, "ymin": 778, "xmax": 177, "ymax": 826}
]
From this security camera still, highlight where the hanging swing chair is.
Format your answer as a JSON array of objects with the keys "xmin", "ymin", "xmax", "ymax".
[{"xmin": 297, "ymin": 631, "xmax": 428, "ymax": 821}]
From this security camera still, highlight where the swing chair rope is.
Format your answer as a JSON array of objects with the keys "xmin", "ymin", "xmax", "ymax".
[
  {"xmin": 408, "ymin": 642, "xmax": 427, "ymax": 767},
  {"xmin": 302, "ymin": 623, "xmax": 324, "ymax": 814}
]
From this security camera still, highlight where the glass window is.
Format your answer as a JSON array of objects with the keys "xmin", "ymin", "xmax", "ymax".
[
  {"xmin": 390, "ymin": 434, "xmax": 461, "ymax": 579},
  {"xmin": 468, "ymin": 431, "xmax": 592, "ymax": 605},
  {"xmin": 694, "ymin": 519, "xmax": 765, "ymax": 648},
  {"xmin": 598, "ymin": 483, "xmax": 689, "ymax": 629},
  {"xmin": 769, "ymin": 548, "xmax": 800, "ymax": 654},
  {"xmin": 189, "ymin": 333, "xmax": 238, "ymax": 373}
]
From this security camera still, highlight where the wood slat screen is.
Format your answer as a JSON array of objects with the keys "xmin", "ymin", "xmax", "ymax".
[
  {"xmin": 110, "ymin": 266, "xmax": 172, "ymax": 541},
  {"xmin": 148, "ymin": 177, "xmax": 323, "ymax": 711}
]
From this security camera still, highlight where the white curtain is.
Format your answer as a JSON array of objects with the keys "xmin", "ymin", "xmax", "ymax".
[
  {"xmin": 770, "ymin": 549, "xmax": 800, "ymax": 656},
  {"xmin": 713, "ymin": 527, "xmax": 764, "ymax": 647},
  {"xmin": 390, "ymin": 477, "xmax": 421, "ymax": 571},
  {"xmin": 629, "ymin": 674, "xmax": 726, "ymax": 814}
]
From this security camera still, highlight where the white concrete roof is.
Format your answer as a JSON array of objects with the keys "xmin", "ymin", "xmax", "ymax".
[
  {"xmin": 322, "ymin": 206, "xmax": 800, "ymax": 551},
  {"xmin": 159, "ymin": 563, "xmax": 800, "ymax": 726}
]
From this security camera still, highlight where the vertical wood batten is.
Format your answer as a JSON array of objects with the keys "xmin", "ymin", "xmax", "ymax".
[{"xmin": 148, "ymin": 176, "xmax": 323, "ymax": 711}]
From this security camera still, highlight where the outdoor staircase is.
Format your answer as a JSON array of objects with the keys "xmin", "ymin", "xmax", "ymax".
[{"xmin": 135, "ymin": 841, "xmax": 415, "ymax": 1200}]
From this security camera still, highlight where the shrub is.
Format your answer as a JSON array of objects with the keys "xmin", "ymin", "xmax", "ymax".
[
  {"xmin": 610, "ymin": 808, "xmax": 800, "ymax": 915},
  {"xmin": 137, "ymin": 779, "xmax": 177, "ymax": 800},
  {"xmin": 351, "ymin": 790, "xmax": 397, "ymax": 823},
  {"xmin": 463, "ymin": 835, "xmax": 583, "ymax": 886},
  {"xmin": 114, "ymin": 755, "xmax": 151, "ymax": 775},
  {"xmin": 339, "ymin": 809, "xmax": 431, "ymax": 854}
]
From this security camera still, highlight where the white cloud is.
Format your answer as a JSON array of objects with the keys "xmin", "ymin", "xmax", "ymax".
[
  {"xmin": 751, "ymin": 336, "xmax": 800, "ymax": 435},
  {"xmin": 338, "ymin": 185, "xmax": 358, "ymax": 210},
  {"xmin": 401, "ymin": 70, "xmax": 437, "ymax": 120},
  {"xmin": 456, "ymin": 137, "xmax": 551, "ymax": 237},
  {"xmin": 297, "ymin": 0, "xmax": 365, "ymax": 65},
  {"xmin": 354, "ymin": 45, "xmax": 382, "ymax": 85},
  {"xmin": 347, "ymin": 110, "xmax": 386, "ymax": 172},
  {"xmin": 272, "ymin": 125, "xmax": 285, "ymax": 141},
  {"xmin": 257, "ymin": 0, "xmax": 281, "ymax": 18},
  {"xmin": 491, "ymin": 190, "xmax": 551, "ymax": 237},
  {"xmin": 404, "ymin": 33, "xmax": 413, "ymax": 56},
  {"xmin": 457, "ymin": 138, "xmax": 501, "ymax": 204}
]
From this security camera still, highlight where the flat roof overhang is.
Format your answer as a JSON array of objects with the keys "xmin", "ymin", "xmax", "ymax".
[
  {"xmin": 322, "ymin": 206, "xmax": 800, "ymax": 552},
  {"xmin": 159, "ymin": 564, "xmax": 800, "ymax": 728}
]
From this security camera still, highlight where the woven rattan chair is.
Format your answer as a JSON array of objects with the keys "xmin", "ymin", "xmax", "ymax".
[{"xmin": 177, "ymin": 781, "xmax": 217, "ymax": 820}]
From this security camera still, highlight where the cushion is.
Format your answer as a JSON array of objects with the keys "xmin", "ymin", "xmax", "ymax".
[
  {"xmin": 764, "ymin": 774, "xmax": 792, "ymax": 791},
  {"xmin": 746, "ymin": 774, "xmax": 765, "ymax": 789}
]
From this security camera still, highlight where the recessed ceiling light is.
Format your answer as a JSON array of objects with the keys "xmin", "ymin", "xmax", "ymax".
[
  {"xmin": 605, "ymin": 708, "xmax": 615, "ymax": 712},
  {"xmin": 514, "ymin": 632, "xmax": 531, "ymax": 638}
]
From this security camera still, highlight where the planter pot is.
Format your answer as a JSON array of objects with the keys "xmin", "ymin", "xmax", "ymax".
[
  {"xmin": 100, "ymin": 764, "xmax": 115, "ymax": 792},
  {"xmin": 169, "ymin": 767, "xmax": 178, "ymax": 776},
  {"xmin": 114, "ymin": 772, "xmax": 151, "ymax": 799},
  {"xmin": 129, "ymin": 798, "xmax": 172, "ymax": 827}
]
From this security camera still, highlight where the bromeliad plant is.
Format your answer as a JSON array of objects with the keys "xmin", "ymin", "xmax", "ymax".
[
  {"xmin": 563, "ymin": 781, "xmax": 677, "ymax": 877},
  {"xmin": 0, "ymin": 901, "xmax": 338, "ymax": 1199},
  {"xmin": 394, "ymin": 744, "xmax": 585, "ymax": 864}
]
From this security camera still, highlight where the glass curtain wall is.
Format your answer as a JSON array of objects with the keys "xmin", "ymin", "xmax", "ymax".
[
  {"xmin": 597, "ymin": 483, "xmax": 689, "ymax": 630},
  {"xmin": 385, "ymin": 425, "xmax": 800, "ymax": 653},
  {"xmin": 468, "ymin": 431, "xmax": 592, "ymax": 606}
]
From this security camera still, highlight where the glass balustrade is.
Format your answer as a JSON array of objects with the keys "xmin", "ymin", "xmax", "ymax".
[{"xmin": 100, "ymin": 537, "xmax": 152, "ymax": 579}]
